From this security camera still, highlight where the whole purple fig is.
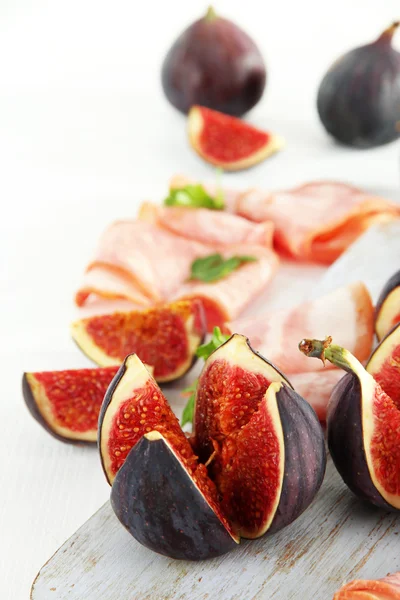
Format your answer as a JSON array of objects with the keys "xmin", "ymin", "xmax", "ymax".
[{"xmin": 161, "ymin": 6, "xmax": 266, "ymax": 116}]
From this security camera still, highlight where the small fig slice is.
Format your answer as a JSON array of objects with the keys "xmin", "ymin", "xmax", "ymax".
[
  {"xmin": 71, "ymin": 300, "xmax": 206, "ymax": 382},
  {"xmin": 161, "ymin": 6, "xmax": 266, "ymax": 117},
  {"xmin": 23, "ymin": 366, "xmax": 119, "ymax": 443},
  {"xmin": 188, "ymin": 106, "xmax": 284, "ymax": 171},
  {"xmin": 194, "ymin": 334, "xmax": 326, "ymax": 538},
  {"xmin": 375, "ymin": 269, "xmax": 400, "ymax": 341},
  {"xmin": 99, "ymin": 353, "xmax": 238, "ymax": 559},
  {"xmin": 300, "ymin": 337, "xmax": 400, "ymax": 510},
  {"xmin": 367, "ymin": 321, "xmax": 400, "ymax": 409}
]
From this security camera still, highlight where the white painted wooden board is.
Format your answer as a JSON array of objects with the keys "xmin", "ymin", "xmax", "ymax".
[{"xmin": 31, "ymin": 459, "xmax": 400, "ymax": 600}]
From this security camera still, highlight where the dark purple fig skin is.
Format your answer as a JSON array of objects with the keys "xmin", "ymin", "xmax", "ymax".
[
  {"xmin": 317, "ymin": 24, "xmax": 400, "ymax": 148},
  {"xmin": 269, "ymin": 385, "xmax": 326, "ymax": 533},
  {"xmin": 161, "ymin": 8, "xmax": 266, "ymax": 116},
  {"xmin": 375, "ymin": 268, "xmax": 400, "ymax": 338},
  {"xmin": 327, "ymin": 373, "xmax": 393, "ymax": 510},
  {"xmin": 110, "ymin": 435, "xmax": 238, "ymax": 560},
  {"xmin": 22, "ymin": 373, "xmax": 95, "ymax": 446}
]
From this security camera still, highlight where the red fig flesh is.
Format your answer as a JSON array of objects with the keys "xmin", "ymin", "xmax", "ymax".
[
  {"xmin": 99, "ymin": 353, "xmax": 238, "ymax": 559},
  {"xmin": 161, "ymin": 7, "xmax": 266, "ymax": 116},
  {"xmin": 300, "ymin": 337, "xmax": 400, "ymax": 510},
  {"xmin": 188, "ymin": 106, "xmax": 284, "ymax": 171},
  {"xmin": 23, "ymin": 366, "xmax": 119, "ymax": 443},
  {"xmin": 71, "ymin": 300, "xmax": 205, "ymax": 382},
  {"xmin": 375, "ymin": 269, "xmax": 400, "ymax": 341},
  {"xmin": 367, "ymin": 321, "xmax": 400, "ymax": 409},
  {"xmin": 194, "ymin": 334, "xmax": 326, "ymax": 538}
]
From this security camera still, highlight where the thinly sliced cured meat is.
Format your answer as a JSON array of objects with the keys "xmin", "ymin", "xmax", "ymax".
[
  {"xmin": 334, "ymin": 571, "xmax": 400, "ymax": 599},
  {"xmin": 138, "ymin": 202, "xmax": 274, "ymax": 247},
  {"xmin": 172, "ymin": 176, "xmax": 400, "ymax": 264},
  {"xmin": 225, "ymin": 282, "xmax": 374, "ymax": 374},
  {"xmin": 76, "ymin": 221, "xmax": 279, "ymax": 330},
  {"xmin": 176, "ymin": 245, "xmax": 279, "ymax": 328},
  {"xmin": 237, "ymin": 182, "xmax": 400, "ymax": 264},
  {"xmin": 290, "ymin": 370, "xmax": 343, "ymax": 422}
]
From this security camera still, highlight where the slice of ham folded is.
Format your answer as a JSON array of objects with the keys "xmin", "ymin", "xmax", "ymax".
[
  {"xmin": 334, "ymin": 571, "xmax": 400, "ymax": 599},
  {"xmin": 75, "ymin": 221, "xmax": 278, "ymax": 330},
  {"xmin": 171, "ymin": 176, "xmax": 400, "ymax": 264},
  {"xmin": 237, "ymin": 182, "xmax": 400, "ymax": 264},
  {"xmin": 138, "ymin": 202, "xmax": 274, "ymax": 247},
  {"xmin": 225, "ymin": 281, "xmax": 374, "ymax": 374},
  {"xmin": 290, "ymin": 369, "xmax": 343, "ymax": 422}
]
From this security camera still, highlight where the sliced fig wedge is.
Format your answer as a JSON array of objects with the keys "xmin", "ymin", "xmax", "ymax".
[
  {"xmin": 99, "ymin": 353, "xmax": 238, "ymax": 559},
  {"xmin": 300, "ymin": 337, "xmax": 400, "ymax": 510},
  {"xmin": 375, "ymin": 269, "xmax": 400, "ymax": 340},
  {"xmin": 367, "ymin": 321, "xmax": 400, "ymax": 409},
  {"xmin": 111, "ymin": 431, "xmax": 238, "ymax": 560},
  {"xmin": 23, "ymin": 366, "xmax": 119, "ymax": 443},
  {"xmin": 194, "ymin": 334, "xmax": 326, "ymax": 538},
  {"xmin": 71, "ymin": 300, "xmax": 206, "ymax": 382}
]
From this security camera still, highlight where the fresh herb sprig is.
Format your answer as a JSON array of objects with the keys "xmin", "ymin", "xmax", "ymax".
[
  {"xmin": 180, "ymin": 327, "xmax": 230, "ymax": 427},
  {"xmin": 189, "ymin": 253, "xmax": 257, "ymax": 283},
  {"xmin": 164, "ymin": 184, "xmax": 224, "ymax": 210}
]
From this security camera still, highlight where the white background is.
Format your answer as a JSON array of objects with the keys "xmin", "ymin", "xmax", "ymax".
[{"xmin": 1, "ymin": 1, "xmax": 400, "ymax": 598}]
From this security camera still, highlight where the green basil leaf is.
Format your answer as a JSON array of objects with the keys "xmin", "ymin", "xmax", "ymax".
[
  {"xmin": 189, "ymin": 254, "xmax": 257, "ymax": 283},
  {"xmin": 196, "ymin": 326, "xmax": 230, "ymax": 360},
  {"xmin": 180, "ymin": 381, "xmax": 198, "ymax": 427},
  {"xmin": 164, "ymin": 184, "xmax": 224, "ymax": 210}
]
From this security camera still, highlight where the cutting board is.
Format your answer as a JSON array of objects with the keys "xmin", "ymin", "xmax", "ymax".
[
  {"xmin": 31, "ymin": 459, "xmax": 400, "ymax": 600},
  {"xmin": 31, "ymin": 222, "xmax": 400, "ymax": 600}
]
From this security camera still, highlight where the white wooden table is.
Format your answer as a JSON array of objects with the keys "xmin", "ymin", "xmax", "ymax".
[{"xmin": 1, "ymin": 1, "xmax": 400, "ymax": 597}]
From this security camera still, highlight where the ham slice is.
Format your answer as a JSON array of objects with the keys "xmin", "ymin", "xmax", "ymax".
[
  {"xmin": 172, "ymin": 176, "xmax": 400, "ymax": 264},
  {"xmin": 237, "ymin": 182, "xmax": 400, "ymax": 264},
  {"xmin": 225, "ymin": 282, "xmax": 374, "ymax": 374},
  {"xmin": 334, "ymin": 571, "xmax": 400, "ymax": 599},
  {"xmin": 138, "ymin": 202, "xmax": 274, "ymax": 247},
  {"xmin": 290, "ymin": 369, "xmax": 343, "ymax": 422},
  {"xmin": 76, "ymin": 221, "xmax": 278, "ymax": 330}
]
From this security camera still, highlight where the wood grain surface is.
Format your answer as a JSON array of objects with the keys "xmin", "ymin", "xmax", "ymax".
[{"xmin": 31, "ymin": 459, "xmax": 400, "ymax": 600}]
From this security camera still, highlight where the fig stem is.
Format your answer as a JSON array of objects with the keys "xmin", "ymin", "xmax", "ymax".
[
  {"xmin": 376, "ymin": 21, "xmax": 400, "ymax": 44},
  {"xmin": 205, "ymin": 5, "xmax": 217, "ymax": 21},
  {"xmin": 298, "ymin": 336, "xmax": 363, "ymax": 375}
]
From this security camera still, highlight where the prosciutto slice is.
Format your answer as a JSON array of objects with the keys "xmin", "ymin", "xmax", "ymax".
[
  {"xmin": 225, "ymin": 281, "xmax": 374, "ymax": 374},
  {"xmin": 290, "ymin": 369, "xmax": 343, "ymax": 422},
  {"xmin": 333, "ymin": 571, "xmax": 400, "ymax": 599},
  {"xmin": 237, "ymin": 182, "xmax": 400, "ymax": 264},
  {"xmin": 172, "ymin": 176, "xmax": 400, "ymax": 264},
  {"xmin": 76, "ymin": 221, "xmax": 278, "ymax": 330},
  {"xmin": 138, "ymin": 202, "xmax": 274, "ymax": 247}
]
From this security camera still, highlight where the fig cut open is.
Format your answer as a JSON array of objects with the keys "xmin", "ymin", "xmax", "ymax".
[
  {"xmin": 300, "ymin": 336, "xmax": 400, "ymax": 510},
  {"xmin": 194, "ymin": 334, "xmax": 326, "ymax": 538},
  {"xmin": 23, "ymin": 366, "xmax": 119, "ymax": 443},
  {"xmin": 71, "ymin": 299, "xmax": 206, "ymax": 382},
  {"xmin": 98, "ymin": 354, "xmax": 238, "ymax": 560},
  {"xmin": 367, "ymin": 321, "xmax": 400, "ymax": 409},
  {"xmin": 375, "ymin": 269, "xmax": 400, "ymax": 341}
]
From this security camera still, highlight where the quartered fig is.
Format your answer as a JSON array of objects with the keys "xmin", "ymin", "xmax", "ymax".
[
  {"xmin": 300, "ymin": 337, "xmax": 400, "ymax": 510},
  {"xmin": 23, "ymin": 366, "xmax": 119, "ymax": 443},
  {"xmin": 317, "ymin": 22, "xmax": 400, "ymax": 148},
  {"xmin": 367, "ymin": 321, "xmax": 400, "ymax": 408},
  {"xmin": 71, "ymin": 300, "xmax": 206, "ymax": 382},
  {"xmin": 375, "ymin": 269, "xmax": 400, "ymax": 341},
  {"xmin": 98, "ymin": 354, "xmax": 238, "ymax": 559},
  {"xmin": 161, "ymin": 6, "xmax": 266, "ymax": 116},
  {"xmin": 194, "ymin": 334, "xmax": 326, "ymax": 538}
]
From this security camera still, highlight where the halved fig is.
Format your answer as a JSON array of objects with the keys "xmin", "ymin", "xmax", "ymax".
[
  {"xmin": 188, "ymin": 106, "xmax": 284, "ymax": 171},
  {"xmin": 99, "ymin": 353, "xmax": 238, "ymax": 559},
  {"xmin": 71, "ymin": 300, "xmax": 206, "ymax": 382},
  {"xmin": 23, "ymin": 366, "xmax": 119, "ymax": 443},
  {"xmin": 375, "ymin": 269, "xmax": 400, "ymax": 340},
  {"xmin": 367, "ymin": 321, "xmax": 400, "ymax": 409},
  {"xmin": 194, "ymin": 334, "xmax": 326, "ymax": 538},
  {"xmin": 300, "ymin": 336, "xmax": 400, "ymax": 510}
]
